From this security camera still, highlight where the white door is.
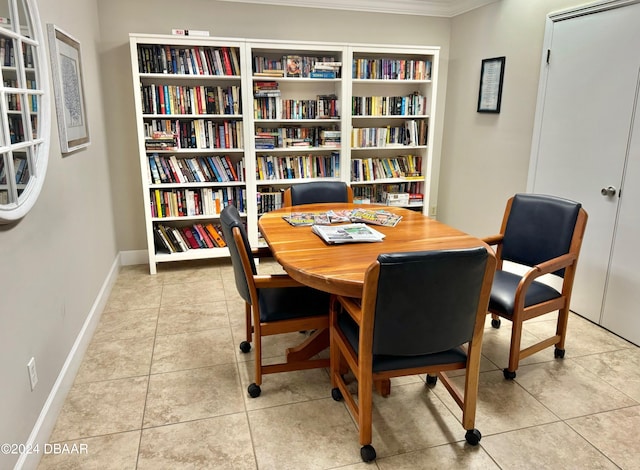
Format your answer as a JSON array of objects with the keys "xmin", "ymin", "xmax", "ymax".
[
  {"xmin": 528, "ymin": 2, "xmax": 640, "ymax": 325},
  {"xmin": 600, "ymin": 81, "xmax": 640, "ymax": 346}
]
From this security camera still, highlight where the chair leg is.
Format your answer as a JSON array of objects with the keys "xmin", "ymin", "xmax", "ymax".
[
  {"xmin": 357, "ymin": 368, "xmax": 373, "ymax": 449},
  {"xmin": 505, "ymin": 318, "xmax": 523, "ymax": 379},
  {"xmin": 555, "ymin": 306, "xmax": 571, "ymax": 352},
  {"xmin": 245, "ymin": 303, "xmax": 252, "ymax": 343}
]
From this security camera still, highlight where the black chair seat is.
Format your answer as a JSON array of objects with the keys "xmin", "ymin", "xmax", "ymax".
[
  {"xmin": 259, "ymin": 287, "xmax": 330, "ymax": 323},
  {"xmin": 337, "ymin": 310, "xmax": 467, "ymax": 373},
  {"xmin": 489, "ymin": 270, "xmax": 561, "ymax": 317}
]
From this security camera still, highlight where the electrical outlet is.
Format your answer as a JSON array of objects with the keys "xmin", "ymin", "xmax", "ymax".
[
  {"xmin": 429, "ymin": 205, "xmax": 437, "ymax": 217},
  {"xmin": 27, "ymin": 357, "xmax": 38, "ymax": 391}
]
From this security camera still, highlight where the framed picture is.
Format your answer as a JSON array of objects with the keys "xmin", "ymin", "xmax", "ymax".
[
  {"xmin": 477, "ymin": 56, "xmax": 506, "ymax": 113},
  {"xmin": 47, "ymin": 24, "xmax": 90, "ymax": 153}
]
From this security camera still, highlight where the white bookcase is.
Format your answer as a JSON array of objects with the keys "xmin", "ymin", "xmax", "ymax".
[{"xmin": 129, "ymin": 34, "xmax": 439, "ymax": 273}]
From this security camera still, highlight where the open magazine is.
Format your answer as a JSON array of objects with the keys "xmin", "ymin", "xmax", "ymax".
[
  {"xmin": 312, "ymin": 223, "xmax": 385, "ymax": 244},
  {"xmin": 283, "ymin": 208, "xmax": 402, "ymax": 227}
]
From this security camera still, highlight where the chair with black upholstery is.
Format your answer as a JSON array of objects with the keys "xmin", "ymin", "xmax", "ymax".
[
  {"xmin": 483, "ymin": 193, "xmax": 588, "ymax": 379},
  {"xmin": 329, "ymin": 247, "xmax": 496, "ymax": 462},
  {"xmin": 283, "ymin": 181, "xmax": 353, "ymax": 207},
  {"xmin": 220, "ymin": 204, "xmax": 331, "ymax": 397}
]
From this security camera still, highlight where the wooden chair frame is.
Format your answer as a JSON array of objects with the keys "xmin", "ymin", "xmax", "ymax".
[
  {"xmin": 231, "ymin": 226, "xmax": 329, "ymax": 393},
  {"xmin": 329, "ymin": 253, "xmax": 496, "ymax": 460},
  {"xmin": 483, "ymin": 197, "xmax": 588, "ymax": 378}
]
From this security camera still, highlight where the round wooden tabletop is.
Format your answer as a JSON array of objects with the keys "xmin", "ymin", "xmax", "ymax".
[{"xmin": 259, "ymin": 203, "xmax": 487, "ymax": 298}]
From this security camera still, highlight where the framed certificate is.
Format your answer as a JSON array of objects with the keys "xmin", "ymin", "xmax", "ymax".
[{"xmin": 477, "ymin": 56, "xmax": 506, "ymax": 113}]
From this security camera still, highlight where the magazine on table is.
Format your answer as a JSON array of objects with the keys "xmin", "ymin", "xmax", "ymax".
[
  {"xmin": 349, "ymin": 208, "xmax": 403, "ymax": 227},
  {"xmin": 312, "ymin": 223, "xmax": 385, "ymax": 244},
  {"xmin": 282, "ymin": 212, "xmax": 318, "ymax": 226}
]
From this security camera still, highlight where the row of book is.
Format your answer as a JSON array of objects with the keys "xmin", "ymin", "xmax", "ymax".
[
  {"xmin": 151, "ymin": 186, "xmax": 246, "ymax": 218},
  {"xmin": 0, "ymin": 156, "xmax": 29, "ymax": 185},
  {"xmin": 1, "ymin": 38, "xmax": 34, "ymax": 68},
  {"xmin": 351, "ymin": 120, "xmax": 428, "ymax": 148},
  {"xmin": 148, "ymin": 153, "xmax": 244, "ymax": 184},
  {"xmin": 253, "ymin": 95, "xmax": 340, "ymax": 120},
  {"xmin": 351, "ymin": 155, "xmax": 422, "ymax": 182},
  {"xmin": 257, "ymin": 190, "xmax": 283, "ymax": 214},
  {"xmin": 144, "ymin": 119, "xmax": 243, "ymax": 150},
  {"xmin": 256, "ymin": 153, "xmax": 340, "ymax": 181},
  {"xmin": 153, "ymin": 222, "xmax": 228, "ymax": 254},
  {"xmin": 141, "ymin": 84, "xmax": 241, "ymax": 116},
  {"xmin": 352, "ymin": 92, "xmax": 427, "ymax": 117},
  {"xmin": 253, "ymin": 55, "xmax": 341, "ymax": 78},
  {"xmin": 353, "ymin": 183, "xmax": 424, "ymax": 205},
  {"xmin": 137, "ymin": 44, "xmax": 240, "ymax": 76},
  {"xmin": 4, "ymin": 79, "xmax": 39, "ymax": 112},
  {"xmin": 352, "ymin": 58, "xmax": 432, "ymax": 80},
  {"xmin": 254, "ymin": 126, "xmax": 340, "ymax": 149}
]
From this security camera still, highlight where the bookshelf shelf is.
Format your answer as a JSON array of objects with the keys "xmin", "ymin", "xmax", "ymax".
[{"xmin": 130, "ymin": 34, "xmax": 439, "ymax": 273}]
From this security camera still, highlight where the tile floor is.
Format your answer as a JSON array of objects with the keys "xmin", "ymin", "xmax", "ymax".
[{"xmin": 38, "ymin": 259, "xmax": 640, "ymax": 469}]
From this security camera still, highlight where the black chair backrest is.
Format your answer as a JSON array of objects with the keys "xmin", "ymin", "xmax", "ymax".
[
  {"xmin": 501, "ymin": 193, "xmax": 581, "ymax": 277},
  {"xmin": 220, "ymin": 205, "xmax": 256, "ymax": 305},
  {"xmin": 372, "ymin": 247, "xmax": 489, "ymax": 356},
  {"xmin": 289, "ymin": 181, "xmax": 349, "ymax": 205}
]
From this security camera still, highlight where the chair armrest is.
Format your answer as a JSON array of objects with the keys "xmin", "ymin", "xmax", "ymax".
[
  {"xmin": 251, "ymin": 246, "xmax": 273, "ymax": 259},
  {"xmin": 532, "ymin": 253, "xmax": 577, "ymax": 277},
  {"xmin": 254, "ymin": 274, "xmax": 303, "ymax": 289},
  {"xmin": 482, "ymin": 234, "xmax": 503, "ymax": 246},
  {"xmin": 336, "ymin": 296, "xmax": 363, "ymax": 324}
]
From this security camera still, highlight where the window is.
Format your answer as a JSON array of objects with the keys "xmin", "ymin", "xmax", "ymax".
[{"xmin": 0, "ymin": 0, "xmax": 49, "ymax": 224}]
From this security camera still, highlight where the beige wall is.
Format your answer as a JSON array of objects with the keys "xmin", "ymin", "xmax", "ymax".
[
  {"xmin": 439, "ymin": 0, "xmax": 587, "ymax": 237},
  {"xmin": 96, "ymin": 0, "xmax": 452, "ymax": 251},
  {"xmin": 0, "ymin": 0, "xmax": 117, "ymax": 467}
]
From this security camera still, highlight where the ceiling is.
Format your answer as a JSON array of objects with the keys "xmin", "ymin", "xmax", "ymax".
[{"xmin": 217, "ymin": 0, "xmax": 500, "ymax": 17}]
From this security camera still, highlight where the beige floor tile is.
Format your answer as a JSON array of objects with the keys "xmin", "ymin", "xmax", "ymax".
[
  {"xmin": 143, "ymin": 363, "xmax": 244, "ymax": 427},
  {"xmin": 158, "ymin": 262, "xmax": 223, "ymax": 285},
  {"xmin": 156, "ymin": 301, "xmax": 229, "ymax": 335},
  {"xmin": 249, "ymin": 398, "xmax": 361, "ymax": 470},
  {"xmin": 480, "ymin": 421, "xmax": 619, "ymax": 469},
  {"xmin": 38, "ymin": 431, "xmax": 140, "ymax": 470},
  {"xmin": 74, "ymin": 335, "xmax": 154, "ymax": 383},
  {"xmin": 572, "ymin": 347, "xmax": 640, "ymax": 402},
  {"xmin": 114, "ymin": 264, "xmax": 163, "ymax": 289},
  {"xmin": 237, "ymin": 360, "xmax": 331, "ymax": 410},
  {"xmin": 91, "ymin": 307, "xmax": 159, "ymax": 342},
  {"xmin": 376, "ymin": 441, "xmax": 499, "ymax": 469},
  {"xmin": 568, "ymin": 405, "xmax": 640, "ymax": 469},
  {"xmin": 137, "ymin": 413, "xmax": 256, "ymax": 469},
  {"xmin": 151, "ymin": 328, "xmax": 236, "ymax": 374},
  {"xmin": 231, "ymin": 328, "xmax": 324, "ymax": 363},
  {"xmin": 434, "ymin": 370, "xmax": 559, "ymax": 436},
  {"xmin": 524, "ymin": 313, "xmax": 633, "ymax": 358},
  {"xmin": 514, "ymin": 360, "xmax": 637, "ymax": 419},
  {"xmin": 160, "ymin": 279, "xmax": 227, "ymax": 306},
  {"xmin": 103, "ymin": 285, "xmax": 163, "ymax": 312},
  {"xmin": 50, "ymin": 377, "xmax": 148, "ymax": 442}
]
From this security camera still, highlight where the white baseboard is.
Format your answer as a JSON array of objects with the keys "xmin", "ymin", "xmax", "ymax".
[
  {"xmin": 16, "ymin": 255, "xmax": 122, "ymax": 470},
  {"xmin": 119, "ymin": 249, "xmax": 147, "ymax": 266}
]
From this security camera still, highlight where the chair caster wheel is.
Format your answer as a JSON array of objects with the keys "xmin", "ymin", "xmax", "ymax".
[
  {"xmin": 503, "ymin": 369, "xmax": 516, "ymax": 380},
  {"xmin": 554, "ymin": 348, "xmax": 565, "ymax": 358},
  {"xmin": 248, "ymin": 383, "xmax": 261, "ymax": 398},
  {"xmin": 426, "ymin": 374, "xmax": 438, "ymax": 387},
  {"xmin": 360, "ymin": 444, "xmax": 376, "ymax": 462},
  {"xmin": 465, "ymin": 429, "xmax": 482, "ymax": 445},
  {"xmin": 239, "ymin": 341, "xmax": 251, "ymax": 353},
  {"xmin": 331, "ymin": 387, "xmax": 343, "ymax": 401},
  {"xmin": 491, "ymin": 318, "xmax": 501, "ymax": 328}
]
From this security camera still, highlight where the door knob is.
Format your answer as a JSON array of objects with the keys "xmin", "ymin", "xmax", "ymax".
[{"xmin": 601, "ymin": 186, "xmax": 617, "ymax": 197}]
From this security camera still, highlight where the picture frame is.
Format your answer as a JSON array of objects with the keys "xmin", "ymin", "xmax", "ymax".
[
  {"xmin": 477, "ymin": 56, "xmax": 506, "ymax": 113},
  {"xmin": 47, "ymin": 24, "xmax": 90, "ymax": 153}
]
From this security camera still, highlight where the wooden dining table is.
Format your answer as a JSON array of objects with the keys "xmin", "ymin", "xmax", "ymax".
[{"xmin": 259, "ymin": 203, "xmax": 489, "ymax": 299}]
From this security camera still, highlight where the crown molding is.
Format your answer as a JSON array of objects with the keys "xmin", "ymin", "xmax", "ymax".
[{"xmin": 217, "ymin": 0, "xmax": 500, "ymax": 17}]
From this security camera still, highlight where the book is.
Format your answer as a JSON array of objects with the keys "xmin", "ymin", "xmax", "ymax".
[
  {"xmin": 312, "ymin": 223, "xmax": 385, "ymax": 244},
  {"xmin": 285, "ymin": 55, "xmax": 302, "ymax": 77}
]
